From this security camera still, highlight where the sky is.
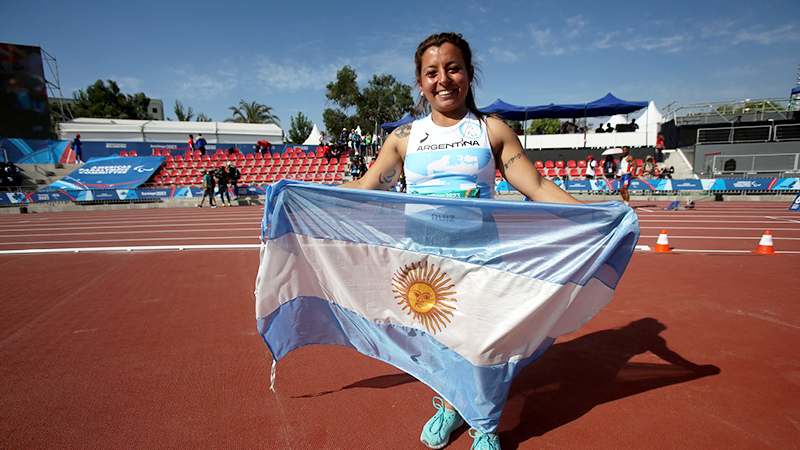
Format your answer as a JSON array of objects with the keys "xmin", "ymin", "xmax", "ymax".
[{"xmin": 6, "ymin": 0, "xmax": 800, "ymax": 136}]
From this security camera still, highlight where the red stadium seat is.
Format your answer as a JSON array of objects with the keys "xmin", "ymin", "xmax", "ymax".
[
  {"xmin": 307, "ymin": 166, "xmax": 317, "ymax": 173},
  {"xmin": 119, "ymin": 151, "xmax": 129, "ymax": 157},
  {"xmin": 235, "ymin": 160, "xmax": 244, "ymax": 168},
  {"xmin": 165, "ymin": 162, "xmax": 175, "ymax": 170},
  {"xmin": 569, "ymin": 168, "xmax": 581, "ymax": 178},
  {"xmin": 130, "ymin": 151, "xmax": 138, "ymax": 157},
  {"xmin": 254, "ymin": 175, "xmax": 266, "ymax": 183},
  {"xmin": 314, "ymin": 173, "xmax": 324, "ymax": 182},
  {"xmin": 245, "ymin": 159, "xmax": 255, "ymax": 167},
  {"xmin": 555, "ymin": 160, "xmax": 565, "ymax": 168},
  {"xmin": 495, "ymin": 169, "xmax": 502, "ymax": 180},
  {"xmin": 538, "ymin": 168, "xmax": 546, "ymax": 177},
  {"xmin": 269, "ymin": 167, "xmax": 278, "ymax": 175},
  {"xmin": 557, "ymin": 168, "xmax": 566, "ymax": 178},
  {"xmin": 546, "ymin": 168, "xmax": 557, "ymax": 177},
  {"xmin": 243, "ymin": 175, "xmax": 255, "ymax": 184},
  {"xmin": 275, "ymin": 174, "xmax": 284, "ymax": 181},
  {"xmin": 288, "ymin": 166, "xmax": 298, "ymax": 174},
  {"xmin": 259, "ymin": 167, "xmax": 269, "ymax": 175},
  {"xmin": 320, "ymin": 158, "xmax": 329, "ymax": 165},
  {"xmin": 578, "ymin": 160, "xmax": 587, "ymax": 168},
  {"xmin": 336, "ymin": 164, "xmax": 346, "ymax": 172},
  {"xmin": 279, "ymin": 166, "xmax": 288, "ymax": 174},
  {"xmin": 190, "ymin": 169, "xmax": 199, "ymax": 177},
  {"xmin": 567, "ymin": 160, "xmax": 577, "ymax": 168},
  {"xmin": 534, "ymin": 161, "xmax": 544, "ymax": 168},
  {"xmin": 595, "ymin": 167, "xmax": 603, "ymax": 177},
  {"xmin": 265, "ymin": 174, "xmax": 275, "ymax": 183},
  {"xmin": 297, "ymin": 166, "xmax": 308, "ymax": 174},
  {"xmin": 334, "ymin": 173, "xmax": 343, "ymax": 182},
  {"xmin": 635, "ymin": 158, "xmax": 644, "ymax": 167},
  {"xmin": 329, "ymin": 157, "xmax": 339, "ymax": 165},
  {"xmin": 303, "ymin": 173, "xmax": 314, "ymax": 182},
  {"xmin": 544, "ymin": 161, "xmax": 555, "ymax": 168},
  {"xmin": 165, "ymin": 154, "xmax": 174, "ymax": 162},
  {"xmin": 324, "ymin": 173, "xmax": 333, "ymax": 182},
  {"xmin": 246, "ymin": 153, "xmax": 255, "ymax": 160}
]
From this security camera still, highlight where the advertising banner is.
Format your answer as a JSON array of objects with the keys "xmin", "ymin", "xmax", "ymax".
[{"xmin": 44, "ymin": 156, "xmax": 164, "ymax": 190}]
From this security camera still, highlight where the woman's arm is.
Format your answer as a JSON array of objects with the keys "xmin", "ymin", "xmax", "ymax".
[
  {"xmin": 487, "ymin": 117, "xmax": 582, "ymax": 205},
  {"xmin": 338, "ymin": 123, "xmax": 408, "ymax": 190}
]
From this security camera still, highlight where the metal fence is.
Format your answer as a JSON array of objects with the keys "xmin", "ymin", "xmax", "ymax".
[
  {"xmin": 697, "ymin": 125, "xmax": 773, "ymax": 144},
  {"xmin": 710, "ymin": 152, "xmax": 800, "ymax": 176}
]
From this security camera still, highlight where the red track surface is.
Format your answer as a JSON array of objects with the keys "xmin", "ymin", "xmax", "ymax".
[{"xmin": 1, "ymin": 201, "xmax": 799, "ymax": 449}]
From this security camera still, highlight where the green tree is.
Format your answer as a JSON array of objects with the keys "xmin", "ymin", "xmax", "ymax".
[
  {"xmin": 227, "ymin": 100, "xmax": 280, "ymax": 124},
  {"xmin": 72, "ymin": 79, "xmax": 152, "ymax": 120},
  {"xmin": 287, "ymin": 112, "xmax": 314, "ymax": 144},
  {"xmin": 358, "ymin": 74, "xmax": 414, "ymax": 135},
  {"xmin": 526, "ymin": 118, "xmax": 562, "ymax": 135},
  {"xmin": 323, "ymin": 66, "xmax": 413, "ymax": 136},
  {"xmin": 715, "ymin": 101, "xmax": 785, "ymax": 115},
  {"xmin": 196, "ymin": 112, "xmax": 212, "ymax": 122},
  {"xmin": 173, "ymin": 100, "xmax": 194, "ymax": 121}
]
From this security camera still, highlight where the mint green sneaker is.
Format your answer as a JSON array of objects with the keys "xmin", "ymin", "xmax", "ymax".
[
  {"xmin": 420, "ymin": 397, "xmax": 465, "ymax": 449},
  {"xmin": 469, "ymin": 428, "xmax": 501, "ymax": 450}
]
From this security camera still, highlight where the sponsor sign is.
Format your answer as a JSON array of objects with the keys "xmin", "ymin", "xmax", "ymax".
[
  {"xmin": 672, "ymin": 180, "xmax": 704, "ymax": 191},
  {"xmin": 790, "ymin": 192, "xmax": 800, "ymax": 211},
  {"xmin": 44, "ymin": 156, "xmax": 165, "ymax": 190}
]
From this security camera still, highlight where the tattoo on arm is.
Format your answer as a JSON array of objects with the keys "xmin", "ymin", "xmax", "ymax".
[
  {"xmin": 393, "ymin": 123, "xmax": 411, "ymax": 139},
  {"xmin": 380, "ymin": 169, "xmax": 397, "ymax": 185},
  {"xmin": 503, "ymin": 152, "xmax": 524, "ymax": 170}
]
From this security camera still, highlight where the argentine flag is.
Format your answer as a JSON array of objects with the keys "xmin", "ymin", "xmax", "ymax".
[{"xmin": 256, "ymin": 180, "xmax": 639, "ymax": 433}]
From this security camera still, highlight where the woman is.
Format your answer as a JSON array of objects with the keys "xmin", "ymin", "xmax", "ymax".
[
  {"xmin": 603, "ymin": 155, "xmax": 617, "ymax": 180},
  {"xmin": 341, "ymin": 32, "xmax": 580, "ymax": 450}
]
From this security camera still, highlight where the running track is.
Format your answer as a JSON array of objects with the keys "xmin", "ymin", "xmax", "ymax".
[{"xmin": 1, "ymin": 201, "xmax": 799, "ymax": 449}]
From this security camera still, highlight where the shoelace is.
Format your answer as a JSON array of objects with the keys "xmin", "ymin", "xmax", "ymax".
[
  {"xmin": 469, "ymin": 428, "xmax": 499, "ymax": 450},
  {"xmin": 428, "ymin": 396, "xmax": 450, "ymax": 433}
]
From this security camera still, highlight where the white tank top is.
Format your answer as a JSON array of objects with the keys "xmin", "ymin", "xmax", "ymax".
[{"xmin": 404, "ymin": 112, "xmax": 496, "ymax": 199}]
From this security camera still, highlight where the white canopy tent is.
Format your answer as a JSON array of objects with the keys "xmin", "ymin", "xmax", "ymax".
[
  {"xmin": 57, "ymin": 118, "xmax": 284, "ymax": 144},
  {"xmin": 302, "ymin": 124, "xmax": 322, "ymax": 146}
]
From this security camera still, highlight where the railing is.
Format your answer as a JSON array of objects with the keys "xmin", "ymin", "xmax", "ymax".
[
  {"xmin": 697, "ymin": 125, "xmax": 772, "ymax": 144},
  {"xmin": 709, "ymin": 153, "xmax": 800, "ymax": 176},
  {"xmin": 774, "ymin": 123, "xmax": 800, "ymax": 141},
  {"xmin": 663, "ymin": 97, "xmax": 792, "ymax": 124}
]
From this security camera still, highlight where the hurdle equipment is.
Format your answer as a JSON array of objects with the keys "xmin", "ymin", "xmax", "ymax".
[
  {"xmin": 653, "ymin": 229, "xmax": 675, "ymax": 253},
  {"xmin": 752, "ymin": 231, "xmax": 779, "ymax": 255}
]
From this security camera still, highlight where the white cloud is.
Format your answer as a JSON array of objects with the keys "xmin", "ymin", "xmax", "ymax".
[
  {"xmin": 733, "ymin": 24, "xmax": 800, "ymax": 45},
  {"xmin": 489, "ymin": 46, "xmax": 520, "ymax": 62},
  {"xmin": 565, "ymin": 15, "xmax": 587, "ymax": 38},
  {"xmin": 172, "ymin": 68, "xmax": 239, "ymax": 99},
  {"xmin": 255, "ymin": 58, "xmax": 339, "ymax": 92},
  {"xmin": 115, "ymin": 76, "xmax": 143, "ymax": 92}
]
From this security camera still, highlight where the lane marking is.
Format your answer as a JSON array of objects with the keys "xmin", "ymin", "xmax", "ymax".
[
  {"xmin": 766, "ymin": 216, "xmax": 800, "ymax": 224},
  {"xmin": 1, "ymin": 228, "xmax": 257, "ymax": 238},
  {"xmin": 0, "ymin": 236, "xmax": 260, "ymax": 246},
  {"xmin": 0, "ymin": 244, "xmax": 263, "ymax": 255}
]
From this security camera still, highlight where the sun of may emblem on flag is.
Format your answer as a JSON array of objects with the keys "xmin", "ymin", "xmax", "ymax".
[{"xmin": 391, "ymin": 261, "xmax": 457, "ymax": 334}]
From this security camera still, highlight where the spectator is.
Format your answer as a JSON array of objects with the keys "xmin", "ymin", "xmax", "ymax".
[
  {"xmin": 585, "ymin": 155, "xmax": 597, "ymax": 179},
  {"xmin": 72, "ymin": 134, "xmax": 83, "ymax": 163},
  {"xmin": 188, "ymin": 134, "xmax": 195, "ymax": 152},
  {"xmin": 198, "ymin": 169, "xmax": 216, "ymax": 208},
  {"xmin": 196, "ymin": 134, "xmax": 207, "ymax": 156},
  {"xmin": 603, "ymin": 155, "xmax": 617, "ymax": 179},
  {"xmin": 605, "ymin": 123, "xmax": 614, "ymax": 133},
  {"xmin": 629, "ymin": 118, "xmax": 639, "ymax": 131},
  {"xmin": 319, "ymin": 131, "xmax": 326, "ymax": 147},
  {"xmin": 655, "ymin": 134, "xmax": 665, "ymax": 163},
  {"xmin": 226, "ymin": 162, "xmax": 241, "ymax": 199},
  {"xmin": 642, "ymin": 156, "xmax": 656, "ymax": 179},
  {"xmin": 617, "ymin": 147, "xmax": 633, "ymax": 206},
  {"xmin": 255, "ymin": 140, "xmax": 272, "ymax": 157},
  {"xmin": 217, "ymin": 166, "xmax": 231, "ymax": 206},
  {"xmin": 595, "ymin": 123, "xmax": 605, "ymax": 133}
]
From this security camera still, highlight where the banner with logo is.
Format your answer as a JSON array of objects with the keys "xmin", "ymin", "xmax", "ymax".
[{"xmin": 43, "ymin": 156, "xmax": 165, "ymax": 190}]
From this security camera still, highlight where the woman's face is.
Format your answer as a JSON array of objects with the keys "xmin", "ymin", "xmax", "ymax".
[{"xmin": 417, "ymin": 43, "xmax": 473, "ymax": 116}]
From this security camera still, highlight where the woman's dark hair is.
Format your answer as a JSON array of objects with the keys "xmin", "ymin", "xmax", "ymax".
[{"xmin": 414, "ymin": 32, "xmax": 483, "ymax": 119}]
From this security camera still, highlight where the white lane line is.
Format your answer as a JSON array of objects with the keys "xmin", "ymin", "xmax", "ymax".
[
  {"xmin": 0, "ymin": 222, "xmax": 259, "ymax": 232},
  {"xmin": 1, "ymin": 228, "xmax": 257, "ymax": 238},
  {"xmin": 639, "ymin": 235, "xmax": 800, "ymax": 240},
  {"xmin": 0, "ymin": 236, "xmax": 259, "ymax": 246},
  {"xmin": 0, "ymin": 217, "xmax": 263, "ymax": 228},
  {"xmin": 639, "ymin": 226, "xmax": 800, "ymax": 231},
  {"xmin": 766, "ymin": 216, "xmax": 800, "ymax": 224},
  {"xmin": 0, "ymin": 244, "xmax": 262, "ymax": 255},
  {"xmin": 638, "ymin": 219, "xmax": 796, "ymax": 224}
]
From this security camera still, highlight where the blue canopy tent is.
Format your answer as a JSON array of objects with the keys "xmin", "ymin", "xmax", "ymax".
[
  {"xmin": 792, "ymin": 86, "xmax": 800, "ymax": 95},
  {"xmin": 381, "ymin": 115, "xmax": 414, "ymax": 133}
]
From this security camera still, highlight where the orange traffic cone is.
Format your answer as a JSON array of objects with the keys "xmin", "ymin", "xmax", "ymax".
[
  {"xmin": 653, "ymin": 229, "xmax": 675, "ymax": 253},
  {"xmin": 752, "ymin": 231, "xmax": 779, "ymax": 255}
]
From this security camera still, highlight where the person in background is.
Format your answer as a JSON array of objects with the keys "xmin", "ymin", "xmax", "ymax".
[
  {"xmin": 618, "ymin": 146, "xmax": 634, "ymax": 206},
  {"xmin": 605, "ymin": 123, "xmax": 614, "ymax": 133},
  {"xmin": 642, "ymin": 156, "xmax": 656, "ymax": 179},
  {"xmin": 196, "ymin": 134, "xmax": 207, "ymax": 156},
  {"xmin": 603, "ymin": 155, "xmax": 617, "ymax": 180},
  {"xmin": 188, "ymin": 134, "xmax": 195, "ymax": 152},
  {"xmin": 256, "ymin": 140, "xmax": 272, "ymax": 157},
  {"xmin": 217, "ymin": 165, "xmax": 231, "ymax": 206},
  {"xmin": 585, "ymin": 155, "xmax": 597, "ymax": 180},
  {"xmin": 629, "ymin": 118, "xmax": 639, "ymax": 131},
  {"xmin": 198, "ymin": 169, "xmax": 216, "ymax": 208},
  {"xmin": 226, "ymin": 162, "xmax": 241, "ymax": 199},
  {"xmin": 595, "ymin": 123, "xmax": 605, "ymax": 133},
  {"xmin": 656, "ymin": 133, "xmax": 665, "ymax": 163},
  {"xmin": 72, "ymin": 134, "xmax": 83, "ymax": 163}
]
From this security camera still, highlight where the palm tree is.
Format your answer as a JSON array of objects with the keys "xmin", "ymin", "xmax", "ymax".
[{"xmin": 226, "ymin": 100, "xmax": 280, "ymax": 124}]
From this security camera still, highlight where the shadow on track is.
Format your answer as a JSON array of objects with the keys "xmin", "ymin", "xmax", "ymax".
[{"xmin": 502, "ymin": 317, "xmax": 720, "ymax": 449}]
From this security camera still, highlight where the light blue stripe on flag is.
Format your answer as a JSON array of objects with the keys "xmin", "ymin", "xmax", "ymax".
[{"xmin": 256, "ymin": 180, "xmax": 639, "ymax": 433}]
